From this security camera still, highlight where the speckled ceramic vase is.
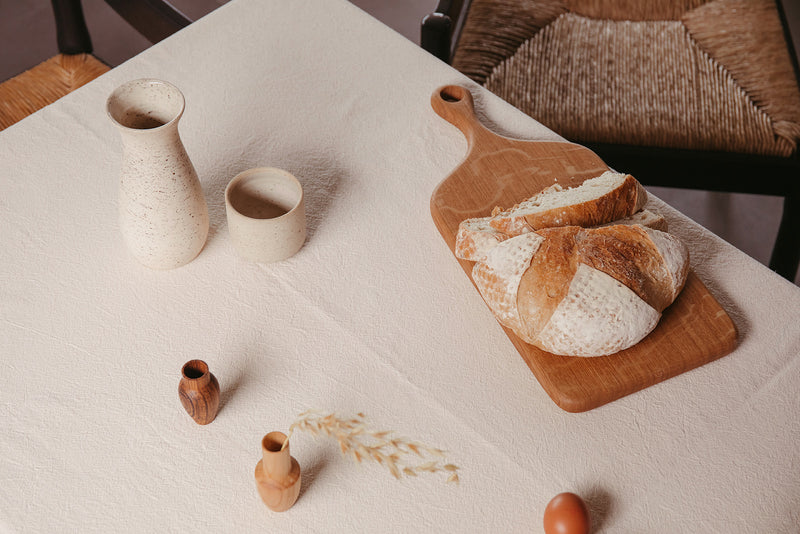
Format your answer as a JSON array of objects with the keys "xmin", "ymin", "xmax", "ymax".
[{"xmin": 107, "ymin": 79, "xmax": 209, "ymax": 269}]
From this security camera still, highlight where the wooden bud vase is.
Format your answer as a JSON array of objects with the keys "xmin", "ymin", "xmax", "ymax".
[
  {"xmin": 178, "ymin": 360, "xmax": 220, "ymax": 425},
  {"xmin": 255, "ymin": 432, "xmax": 302, "ymax": 512}
]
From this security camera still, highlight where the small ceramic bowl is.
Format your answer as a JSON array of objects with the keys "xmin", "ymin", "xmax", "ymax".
[{"xmin": 224, "ymin": 167, "xmax": 306, "ymax": 263}]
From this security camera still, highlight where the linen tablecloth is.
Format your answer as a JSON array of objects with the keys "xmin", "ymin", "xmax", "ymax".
[{"xmin": 2, "ymin": 0, "xmax": 799, "ymax": 531}]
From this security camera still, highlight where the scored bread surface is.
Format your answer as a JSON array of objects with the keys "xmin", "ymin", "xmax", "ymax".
[
  {"xmin": 454, "ymin": 208, "xmax": 669, "ymax": 264},
  {"xmin": 514, "ymin": 226, "xmax": 582, "ymax": 342},
  {"xmin": 472, "ymin": 233, "xmax": 544, "ymax": 335},
  {"xmin": 575, "ymin": 225, "xmax": 688, "ymax": 312},
  {"xmin": 490, "ymin": 225, "xmax": 689, "ymax": 356},
  {"xmin": 535, "ymin": 264, "xmax": 662, "ymax": 356},
  {"xmin": 643, "ymin": 226, "xmax": 690, "ymax": 302}
]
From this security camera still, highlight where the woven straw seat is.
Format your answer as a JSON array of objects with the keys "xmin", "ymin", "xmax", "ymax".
[
  {"xmin": 452, "ymin": 0, "xmax": 800, "ymax": 158},
  {"xmin": 422, "ymin": 0, "xmax": 800, "ymax": 280},
  {"xmin": 0, "ymin": 54, "xmax": 110, "ymax": 130},
  {"xmin": 0, "ymin": 0, "xmax": 190, "ymax": 132}
]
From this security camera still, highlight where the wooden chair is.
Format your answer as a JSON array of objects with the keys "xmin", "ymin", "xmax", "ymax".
[
  {"xmin": 0, "ymin": 0, "xmax": 191, "ymax": 131},
  {"xmin": 422, "ymin": 0, "xmax": 800, "ymax": 281}
]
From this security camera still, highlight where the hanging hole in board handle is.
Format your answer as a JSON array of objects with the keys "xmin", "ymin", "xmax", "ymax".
[
  {"xmin": 435, "ymin": 85, "xmax": 472, "ymax": 108},
  {"xmin": 431, "ymin": 85, "xmax": 480, "ymax": 137},
  {"xmin": 439, "ymin": 86, "xmax": 464, "ymax": 102}
]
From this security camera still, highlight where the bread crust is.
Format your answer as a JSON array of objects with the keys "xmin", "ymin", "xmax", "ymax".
[
  {"xmin": 455, "ymin": 216, "xmax": 509, "ymax": 262},
  {"xmin": 534, "ymin": 264, "xmax": 661, "ymax": 356},
  {"xmin": 577, "ymin": 225, "xmax": 682, "ymax": 312},
  {"xmin": 478, "ymin": 225, "xmax": 689, "ymax": 355},
  {"xmin": 454, "ymin": 209, "xmax": 668, "ymax": 264},
  {"xmin": 594, "ymin": 208, "xmax": 667, "ymax": 232},
  {"xmin": 472, "ymin": 232, "xmax": 545, "ymax": 336},
  {"xmin": 490, "ymin": 174, "xmax": 648, "ymax": 235},
  {"xmin": 515, "ymin": 227, "xmax": 581, "ymax": 341},
  {"xmin": 456, "ymin": 172, "xmax": 690, "ymax": 356}
]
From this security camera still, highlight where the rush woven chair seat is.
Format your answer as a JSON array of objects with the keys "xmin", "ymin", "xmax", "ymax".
[
  {"xmin": 0, "ymin": 0, "xmax": 190, "ymax": 132},
  {"xmin": 422, "ymin": 0, "xmax": 800, "ymax": 281},
  {"xmin": 0, "ymin": 54, "xmax": 109, "ymax": 130}
]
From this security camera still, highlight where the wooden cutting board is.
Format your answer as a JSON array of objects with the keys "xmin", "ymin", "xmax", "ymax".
[{"xmin": 429, "ymin": 85, "xmax": 738, "ymax": 412}]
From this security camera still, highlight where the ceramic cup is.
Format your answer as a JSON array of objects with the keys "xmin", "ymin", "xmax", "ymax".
[{"xmin": 224, "ymin": 167, "xmax": 306, "ymax": 263}]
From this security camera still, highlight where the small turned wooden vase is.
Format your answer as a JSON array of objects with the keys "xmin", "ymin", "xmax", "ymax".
[
  {"xmin": 255, "ymin": 432, "xmax": 302, "ymax": 512},
  {"xmin": 178, "ymin": 360, "xmax": 220, "ymax": 425}
]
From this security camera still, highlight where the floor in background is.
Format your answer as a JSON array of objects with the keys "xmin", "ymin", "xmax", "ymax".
[{"xmin": 2, "ymin": 0, "xmax": 796, "ymax": 284}]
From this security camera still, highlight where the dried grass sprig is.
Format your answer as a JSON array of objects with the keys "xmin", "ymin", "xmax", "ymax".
[{"xmin": 282, "ymin": 410, "xmax": 460, "ymax": 484}]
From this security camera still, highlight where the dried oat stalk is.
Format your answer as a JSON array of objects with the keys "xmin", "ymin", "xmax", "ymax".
[{"xmin": 282, "ymin": 410, "xmax": 460, "ymax": 484}]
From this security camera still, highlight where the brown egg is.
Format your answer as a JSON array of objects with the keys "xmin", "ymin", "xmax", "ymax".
[{"xmin": 543, "ymin": 492, "xmax": 590, "ymax": 534}]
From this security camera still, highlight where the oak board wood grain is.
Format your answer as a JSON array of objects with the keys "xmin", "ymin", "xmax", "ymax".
[{"xmin": 430, "ymin": 85, "xmax": 738, "ymax": 412}]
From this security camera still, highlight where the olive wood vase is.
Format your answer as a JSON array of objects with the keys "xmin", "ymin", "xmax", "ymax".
[
  {"xmin": 178, "ymin": 360, "xmax": 220, "ymax": 425},
  {"xmin": 255, "ymin": 432, "xmax": 302, "ymax": 512}
]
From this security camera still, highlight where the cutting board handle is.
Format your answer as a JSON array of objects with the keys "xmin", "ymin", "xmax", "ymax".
[{"xmin": 431, "ymin": 85, "xmax": 491, "ymax": 149}]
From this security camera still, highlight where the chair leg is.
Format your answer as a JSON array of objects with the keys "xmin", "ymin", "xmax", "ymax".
[
  {"xmin": 421, "ymin": 9, "xmax": 453, "ymax": 63},
  {"xmin": 51, "ymin": 0, "xmax": 93, "ymax": 54},
  {"xmin": 769, "ymin": 186, "xmax": 800, "ymax": 281}
]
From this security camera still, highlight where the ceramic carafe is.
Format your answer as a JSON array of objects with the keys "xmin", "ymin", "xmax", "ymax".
[{"xmin": 106, "ymin": 79, "xmax": 209, "ymax": 269}]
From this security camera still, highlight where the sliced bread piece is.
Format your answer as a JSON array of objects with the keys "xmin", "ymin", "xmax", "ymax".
[
  {"xmin": 471, "ymin": 232, "xmax": 544, "ymax": 336},
  {"xmin": 454, "ymin": 217, "xmax": 510, "ymax": 262},
  {"xmin": 489, "ymin": 171, "xmax": 648, "ymax": 236}
]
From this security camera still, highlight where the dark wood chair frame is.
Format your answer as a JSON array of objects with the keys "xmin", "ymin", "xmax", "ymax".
[
  {"xmin": 50, "ymin": 0, "xmax": 191, "ymax": 54},
  {"xmin": 422, "ymin": 0, "xmax": 800, "ymax": 281}
]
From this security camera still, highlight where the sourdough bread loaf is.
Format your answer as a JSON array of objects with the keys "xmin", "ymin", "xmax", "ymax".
[
  {"xmin": 473, "ymin": 226, "xmax": 688, "ymax": 356},
  {"xmin": 454, "ymin": 172, "xmax": 689, "ymax": 357}
]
